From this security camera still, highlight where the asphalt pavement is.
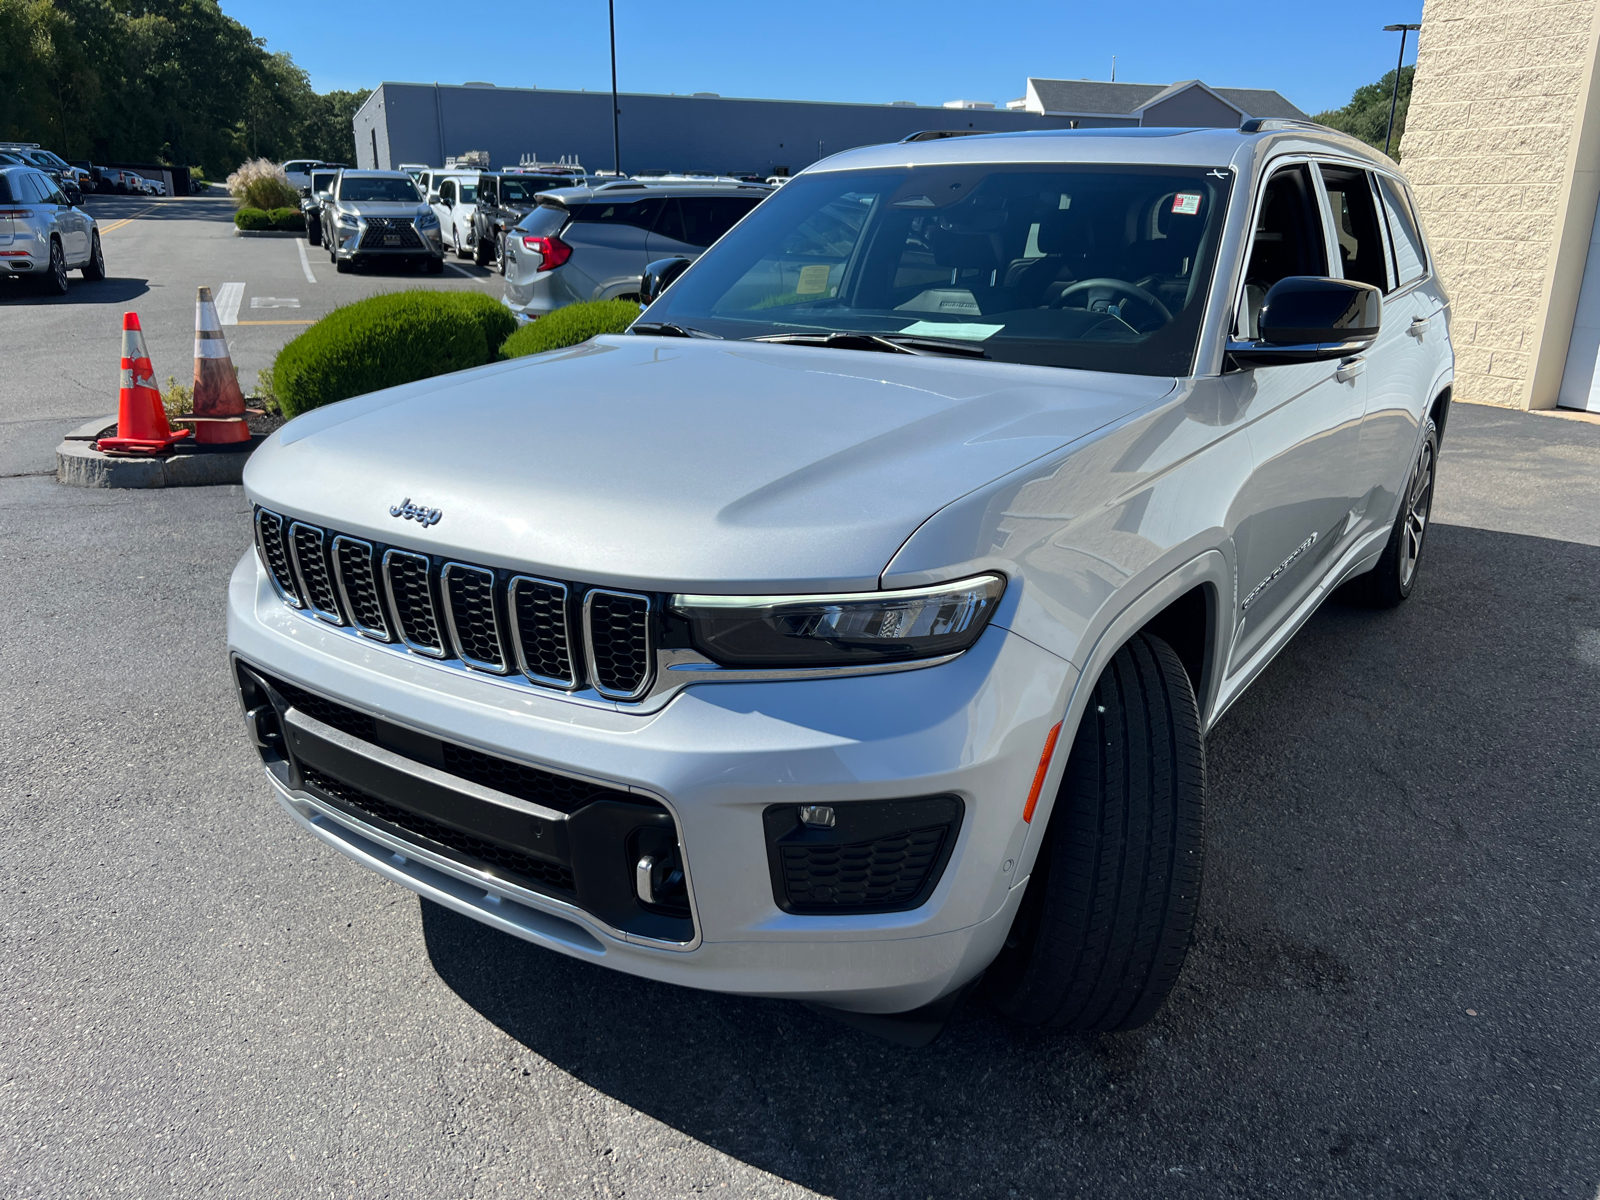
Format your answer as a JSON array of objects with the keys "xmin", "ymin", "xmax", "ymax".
[{"xmin": 2, "ymin": 199, "xmax": 1598, "ymax": 1199}]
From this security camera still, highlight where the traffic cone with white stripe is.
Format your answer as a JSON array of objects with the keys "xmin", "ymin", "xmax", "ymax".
[
  {"xmin": 190, "ymin": 285, "xmax": 250, "ymax": 444},
  {"xmin": 97, "ymin": 312, "xmax": 191, "ymax": 454}
]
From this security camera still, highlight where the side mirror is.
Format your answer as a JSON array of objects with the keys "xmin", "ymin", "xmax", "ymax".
[
  {"xmin": 62, "ymin": 181, "xmax": 83, "ymax": 206},
  {"xmin": 1227, "ymin": 276, "xmax": 1381, "ymax": 367},
  {"xmin": 641, "ymin": 256, "xmax": 691, "ymax": 305},
  {"xmin": 427, "ymin": 192, "xmax": 441, "ymax": 204}
]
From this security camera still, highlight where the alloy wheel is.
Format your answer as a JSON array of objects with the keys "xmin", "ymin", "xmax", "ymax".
[
  {"xmin": 49, "ymin": 242, "xmax": 67, "ymax": 293},
  {"xmin": 1399, "ymin": 439, "xmax": 1434, "ymax": 588}
]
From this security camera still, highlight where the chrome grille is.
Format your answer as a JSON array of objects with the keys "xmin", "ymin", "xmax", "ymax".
[
  {"xmin": 289, "ymin": 522, "xmax": 342, "ymax": 624},
  {"xmin": 255, "ymin": 510, "xmax": 301, "ymax": 606},
  {"xmin": 509, "ymin": 577, "xmax": 577, "ymax": 688},
  {"xmin": 383, "ymin": 549, "xmax": 446, "ymax": 656},
  {"xmin": 442, "ymin": 563, "xmax": 507, "ymax": 673},
  {"xmin": 585, "ymin": 590, "xmax": 653, "ymax": 700},
  {"xmin": 332, "ymin": 536, "xmax": 390, "ymax": 641},
  {"xmin": 252, "ymin": 507, "xmax": 656, "ymax": 700}
]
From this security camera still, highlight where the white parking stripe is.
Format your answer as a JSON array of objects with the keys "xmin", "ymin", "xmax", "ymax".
[
  {"xmin": 216, "ymin": 282, "xmax": 245, "ymax": 325},
  {"xmin": 443, "ymin": 263, "xmax": 476, "ymax": 279},
  {"xmin": 295, "ymin": 238, "xmax": 317, "ymax": 284}
]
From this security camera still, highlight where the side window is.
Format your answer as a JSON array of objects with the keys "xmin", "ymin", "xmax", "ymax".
[
  {"xmin": 478, "ymin": 177, "xmax": 494, "ymax": 205},
  {"xmin": 439, "ymin": 180, "xmax": 455, "ymax": 206},
  {"xmin": 1238, "ymin": 164, "xmax": 1328, "ymax": 337},
  {"xmin": 1318, "ymin": 165, "xmax": 1389, "ymax": 291},
  {"xmin": 1375, "ymin": 174, "xmax": 1427, "ymax": 286},
  {"xmin": 570, "ymin": 197, "xmax": 663, "ymax": 229},
  {"xmin": 669, "ymin": 197, "xmax": 759, "ymax": 247},
  {"xmin": 14, "ymin": 173, "xmax": 41, "ymax": 203}
]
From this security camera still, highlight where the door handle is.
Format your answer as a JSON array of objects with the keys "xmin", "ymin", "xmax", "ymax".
[
  {"xmin": 1409, "ymin": 315, "xmax": 1431, "ymax": 339},
  {"xmin": 1335, "ymin": 356, "xmax": 1366, "ymax": 384}
]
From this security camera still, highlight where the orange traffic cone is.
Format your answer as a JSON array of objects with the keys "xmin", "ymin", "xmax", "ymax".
[
  {"xmin": 190, "ymin": 286, "xmax": 250, "ymax": 444},
  {"xmin": 97, "ymin": 312, "xmax": 192, "ymax": 454}
]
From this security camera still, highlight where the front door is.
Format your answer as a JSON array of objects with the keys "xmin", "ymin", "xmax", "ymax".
[{"xmin": 1228, "ymin": 162, "xmax": 1367, "ymax": 672}]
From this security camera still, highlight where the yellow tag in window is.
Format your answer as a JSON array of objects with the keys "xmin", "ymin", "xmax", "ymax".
[{"xmin": 796, "ymin": 264, "xmax": 831, "ymax": 294}]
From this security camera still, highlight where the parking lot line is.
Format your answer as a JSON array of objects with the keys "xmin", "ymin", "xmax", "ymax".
[
  {"xmin": 295, "ymin": 239, "xmax": 317, "ymax": 284},
  {"xmin": 215, "ymin": 282, "xmax": 245, "ymax": 325}
]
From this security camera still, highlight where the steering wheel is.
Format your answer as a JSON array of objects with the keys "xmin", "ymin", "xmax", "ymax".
[{"xmin": 1051, "ymin": 277, "xmax": 1174, "ymax": 332}]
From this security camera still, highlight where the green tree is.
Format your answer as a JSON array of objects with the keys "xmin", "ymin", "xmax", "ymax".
[{"xmin": 1313, "ymin": 66, "xmax": 1414, "ymax": 161}]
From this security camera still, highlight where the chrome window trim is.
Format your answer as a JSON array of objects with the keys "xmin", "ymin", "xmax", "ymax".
[
  {"xmin": 583, "ymin": 588, "xmax": 655, "ymax": 701},
  {"xmin": 288, "ymin": 521, "xmax": 345, "ymax": 626},
  {"xmin": 381, "ymin": 548, "xmax": 448, "ymax": 658},
  {"xmin": 330, "ymin": 535, "xmax": 392, "ymax": 642},
  {"xmin": 440, "ymin": 561, "xmax": 511, "ymax": 675},
  {"xmin": 254, "ymin": 508, "xmax": 303, "ymax": 608},
  {"xmin": 507, "ymin": 575, "xmax": 580, "ymax": 690}
]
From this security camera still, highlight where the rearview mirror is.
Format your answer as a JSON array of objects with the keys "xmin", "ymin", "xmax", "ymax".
[
  {"xmin": 641, "ymin": 256, "xmax": 691, "ymax": 305},
  {"xmin": 1227, "ymin": 276, "xmax": 1381, "ymax": 367}
]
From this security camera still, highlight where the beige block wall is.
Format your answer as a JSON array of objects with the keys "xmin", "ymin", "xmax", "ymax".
[{"xmin": 1402, "ymin": 0, "xmax": 1600, "ymax": 409}]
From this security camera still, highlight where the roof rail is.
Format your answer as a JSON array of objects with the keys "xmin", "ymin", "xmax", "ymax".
[
  {"xmin": 1238, "ymin": 117, "xmax": 1339, "ymax": 135},
  {"xmin": 899, "ymin": 129, "xmax": 995, "ymax": 143}
]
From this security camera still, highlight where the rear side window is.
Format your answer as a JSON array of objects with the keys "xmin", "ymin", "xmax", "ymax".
[
  {"xmin": 570, "ymin": 197, "xmax": 663, "ymax": 228},
  {"xmin": 0, "ymin": 175, "xmax": 12, "ymax": 204},
  {"xmin": 514, "ymin": 205, "xmax": 571, "ymax": 237},
  {"xmin": 1375, "ymin": 174, "xmax": 1427, "ymax": 286},
  {"xmin": 1318, "ymin": 165, "xmax": 1389, "ymax": 291},
  {"xmin": 656, "ymin": 196, "xmax": 761, "ymax": 247}
]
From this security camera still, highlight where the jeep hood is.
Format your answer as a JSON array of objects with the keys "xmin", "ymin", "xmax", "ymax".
[{"xmin": 244, "ymin": 336, "xmax": 1173, "ymax": 592}]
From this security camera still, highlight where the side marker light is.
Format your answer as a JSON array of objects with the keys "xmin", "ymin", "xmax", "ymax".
[{"xmin": 1022, "ymin": 720, "xmax": 1064, "ymax": 824}]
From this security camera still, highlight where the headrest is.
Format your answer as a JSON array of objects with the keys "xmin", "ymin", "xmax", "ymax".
[
  {"xmin": 929, "ymin": 227, "xmax": 1002, "ymax": 270},
  {"xmin": 1035, "ymin": 212, "xmax": 1094, "ymax": 256}
]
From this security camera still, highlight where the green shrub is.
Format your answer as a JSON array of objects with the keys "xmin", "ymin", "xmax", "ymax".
[
  {"xmin": 273, "ymin": 291, "xmax": 512, "ymax": 418},
  {"xmin": 234, "ymin": 207, "xmax": 270, "ymax": 231},
  {"xmin": 500, "ymin": 299, "xmax": 639, "ymax": 359},
  {"xmin": 266, "ymin": 207, "xmax": 305, "ymax": 231}
]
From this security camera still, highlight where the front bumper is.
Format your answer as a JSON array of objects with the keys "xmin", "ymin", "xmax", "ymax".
[
  {"xmin": 227, "ymin": 551, "xmax": 1076, "ymax": 1012},
  {"xmin": 329, "ymin": 218, "xmax": 444, "ymax": 261}
]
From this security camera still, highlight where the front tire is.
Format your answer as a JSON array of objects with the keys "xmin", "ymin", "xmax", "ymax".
[
  {"xmin": 1347, "ymin": 418, "xmax": 1438, "ymax": 608},
  {"xmin": 473, "ymin": 228, "xmax": 494, "ymax": 267},
  {"xmin": 985, "ymin": 633, "xmax": 1204, "ymax": 1032}
]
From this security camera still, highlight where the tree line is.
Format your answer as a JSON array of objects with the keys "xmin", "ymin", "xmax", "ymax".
[
  {"xmin": 1313, "ymin": 67, "xmax": 1413, "ymax": 160},
  {"xmin": 0, "ymin": 0, "xmax": 368, "ymax": 177}
]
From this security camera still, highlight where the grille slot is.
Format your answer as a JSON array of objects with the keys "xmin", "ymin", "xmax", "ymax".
[
  {"xmin": 255, "ymin": 510, "xmax": 301, "ymax": 606},
  {"xmin": 331, "ymin": 536, "xmax": 390, "ymax": 641},
  {"xmin": 359, "ymin": 217, "xmax": 423, "ymax": 250},
  {"xmin": 779, "ymin": 826, "xmax": 949, "ymax": 911},
  {"xmin": 585, "ymin": 590, "xmax": 653, "ymax": 700},
  {"xmin": 289, "ymin": 522, "xmax": 343, "ymax": 624},
  {"xmin": 508, "ymin": 576, "xmax": 577, "ymax": 688},
  {"xmin": 301, "ymin": 767, "xmax": 577, "ymax": 895},
  {"xmin": 442, "ymin": 563, "xmax": 507, "ymax": 673},
  {"xmin": 383, "ymin": 550, "xmax": 446, "ymax": 657}
]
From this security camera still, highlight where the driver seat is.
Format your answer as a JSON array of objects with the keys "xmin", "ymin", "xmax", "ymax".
[{"xmin": 1005, "ymin": 210, "xmax": 1098, "ymax": 308}]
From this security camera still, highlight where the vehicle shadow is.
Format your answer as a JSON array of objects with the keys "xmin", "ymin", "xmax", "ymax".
[
  {"xmin": 81, "ymin": 196, "xmax": 238, "ymax": 222},
  {"xmin": 423, "ymin": 522, "xmax": 1600, "ymax": 1198},
  {"xmin": 0, "ymin": 276, "xmax": 150, "ymax": 305}
]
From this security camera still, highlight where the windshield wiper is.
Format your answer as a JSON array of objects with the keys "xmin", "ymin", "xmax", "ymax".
[
  {"xmin": 631, "ymin": 322, "xmax": 722, "ymax": 339},
  {"xmin": 750, "ymin": 331, "xmax": 989, "ymax": 359}
]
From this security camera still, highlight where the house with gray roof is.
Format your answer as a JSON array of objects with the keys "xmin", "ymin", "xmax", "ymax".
[{"xmin": 1007, "ymin": 78, "xmax": 1308, "ymax": 127}]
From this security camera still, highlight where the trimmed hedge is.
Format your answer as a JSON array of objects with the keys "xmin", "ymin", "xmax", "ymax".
[
  {"xmin": 501, "ymin": 299, "xmax": 639, "ymax": 359},
  {"xmin": 273, "ymin": 291, "xmax": 518, "ymax": 418},
  {"xmin": 266, "ymin": 207, "xmax": 305, "ymax": 231},
  {"xmin": 234, "ymin": 207, "xmax": 270, "ymax": 230}
]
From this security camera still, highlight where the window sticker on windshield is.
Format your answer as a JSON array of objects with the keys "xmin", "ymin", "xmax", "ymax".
[
  {"xmin": 1172, "ymin": 192, "xmax": 1202, "ymax": 216},
  {"xmin": 898, "ymin": 321, "xmax": 1004, "ymax": 341},
  {"xmin": 796, "ymin": 264, "xmax": 832, "ymax": 295}
]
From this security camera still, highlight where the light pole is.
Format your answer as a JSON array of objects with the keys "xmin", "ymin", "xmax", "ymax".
[
  {"xmin": 609, "ymin": 0, "xmax": 621, "ymax": 177},
  {"xmin": 1382, "ymin": 22, "xmax": 1422, "ymax": 157}
]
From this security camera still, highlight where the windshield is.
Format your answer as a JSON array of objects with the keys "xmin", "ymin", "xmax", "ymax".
[
  {"xmin": 499, "ymin": 175, "xmax": 579, "ymax": 204},
  {"xmin": 339, "ymin": 176, "xmax": 420, "ymax": 202},
  {"xmin": 459, "ymin": 183, "xmax": 477, "ymax": 203},
  {"xmin": 639, "ymin": 163, "xmax": 1232, "ymax": 375},
  {"xmin": 310, "ymin": 172, "xmax": 337, "ymax": 193}
]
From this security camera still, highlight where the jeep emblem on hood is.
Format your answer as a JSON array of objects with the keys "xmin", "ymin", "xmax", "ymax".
[{"xmin": 390, "ymin": 498, "xmax": 442, "ymax": 527}]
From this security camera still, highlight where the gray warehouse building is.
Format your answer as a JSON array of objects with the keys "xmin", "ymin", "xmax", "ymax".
[{"xmin": 352, "ymin": 78, "xmax": 1308, "ymax": 177}]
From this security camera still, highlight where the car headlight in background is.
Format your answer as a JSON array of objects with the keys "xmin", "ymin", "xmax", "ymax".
[
  {"xmin": 671, "ymin": 574, "xmax": 1006, "ymax": 668},
  {"xmin": 416, "ymin": 210, "xmax": 439, "ymax": 228}
]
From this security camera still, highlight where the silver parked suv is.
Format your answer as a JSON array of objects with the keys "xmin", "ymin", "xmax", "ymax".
[
  {"xmin": 322, "ymin": 169, "xmax": 444, "ymax": 274},
  {"xmin": 0, "ymin": 165, "xmax": 104, "ymax": 293},
  {"xmin": 501, "ymin": 179, "xmax": 769, "ymax": 320},
  {"xmin": 231, "ymin": 122, "xmax": 1451, "ymax": 1040}
]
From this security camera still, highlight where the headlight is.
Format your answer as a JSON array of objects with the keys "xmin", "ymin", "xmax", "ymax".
[
  {"xmin": 416, "ymin": 210, "xmax": 439, "ymax": 228},
  {"xmin": 671, "ymin": 574, "xmax": 1005, "ymax": 668}
]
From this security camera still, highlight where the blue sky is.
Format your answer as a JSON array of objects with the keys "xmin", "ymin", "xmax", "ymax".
[{"xmin": 230, "ymin": 0, "xmax": 1425, "ymax": 118}]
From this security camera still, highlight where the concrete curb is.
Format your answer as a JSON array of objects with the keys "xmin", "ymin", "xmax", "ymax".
[
  {"xmin": 234, "ymin": 228, "xmax": 305, "ymax": 239},
  {"xmin": 56, "ymin": 418, "xmax": 258, "ymax": 488}
]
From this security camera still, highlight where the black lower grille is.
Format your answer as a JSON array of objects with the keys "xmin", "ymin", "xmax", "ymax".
[
  {"xmin": 587, "ymin": 591, "xmax": 652, "ymax": 698},
  {"xmin": 302, "ymin": 767, "xmax": 577, "ymax": 894},
  {"xmin": 359, "ymin": 218, "xmax": 422, "ymax": 249},
  {"xmin": 332, "ymin": 536, "xmax": 389, "ymax": 639},
  {"xmin": 509, "ymin": 577, "xmax": 577, "ymax": 687},
  {"xmin": 291, "ymin": 522, "xmax": 341, "ymax": 621},
  {"xmin": 271, "ymin": 677, "xmax": 377, "ymax": 742},
  {"xmin": 781, "ymin": 827, "xmax": 948, "ymax": 909},
  {"xmin": 384, "ymin": 550, "xmax": 445, "ymax": 655},
  {"xmin": 256, "ymin": 510, "xmax": 300, "ymax": 603},
  {"xmin": 443, "ymin": 563, "xmax": 506, "ymax": 672}
]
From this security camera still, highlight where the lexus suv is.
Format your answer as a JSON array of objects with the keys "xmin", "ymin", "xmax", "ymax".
[
  {"xmin": 231, "ymin": 123, "xmax": 1452, "ymax": 1040},
  {"xmin": 322, "ymin": 169, "xmax": 444, "ymax": 274}
]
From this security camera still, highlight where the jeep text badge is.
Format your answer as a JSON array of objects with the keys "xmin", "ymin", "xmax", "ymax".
[{"xmin": 390, "ymin": 498, "xmax": 442, "ymax": 527}]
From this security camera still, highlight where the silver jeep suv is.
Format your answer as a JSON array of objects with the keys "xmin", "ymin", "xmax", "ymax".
[
  {"xmin": 322, "ymin": 169, "xmax": 444, "ymax": 274},
  {"xmin": 232, "ymin": 122, "xmax": 1451, "ymax": 1041}
]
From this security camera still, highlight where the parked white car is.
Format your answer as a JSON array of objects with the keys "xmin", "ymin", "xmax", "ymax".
[{"xmin": 424, "ymin": 171, "xmax": 481, "ymax": 258}]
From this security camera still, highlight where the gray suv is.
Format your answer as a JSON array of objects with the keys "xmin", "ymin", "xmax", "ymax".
[
  {"xmin": 0, "ymin": 166, "xmax": 104, "ymax": 293},
  {"xmin": 322, "ymin": 170, "xmax": 444, "ymax": 274},
  {"xmin": 501, "ymin": 180, "xmax": 769, "ymax": 320}
]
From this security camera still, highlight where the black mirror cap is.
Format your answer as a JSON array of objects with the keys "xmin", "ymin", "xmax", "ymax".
[
  {"xmin": 1230, "ymin": 276, "xmax": 1382, "ymax": 367},
  {"xmin": 640, "ymin": 256, "xmax": 691, "ymax": 305}
]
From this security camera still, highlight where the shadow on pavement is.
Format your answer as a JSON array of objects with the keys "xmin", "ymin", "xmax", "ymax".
[
  {"xmin": 0, "ymin": 276, "xmax": 150, "ymax": 305},
  {"xmin": 81, "ymin": 195, "xmax": 238, "ymax": 222},
  {"xmin": 424, "ymin": 523, "xmax": 1600, "ymax": 1197}
]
